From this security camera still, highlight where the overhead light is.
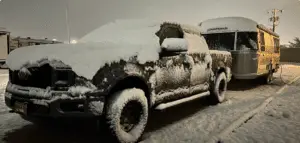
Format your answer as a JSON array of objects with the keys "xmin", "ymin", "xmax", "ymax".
[{"xmin": 70, "ymin": 39, "xmax": 77, "ymax": 44}]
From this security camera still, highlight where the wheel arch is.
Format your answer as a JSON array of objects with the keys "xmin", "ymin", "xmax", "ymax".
[
  {"xmin": 216, "ymin": 66, "xmax": 231, "ymax": 82},
  {"xmin": 106, "ymin": 75, "xmax": 152, "ymax": 108}
]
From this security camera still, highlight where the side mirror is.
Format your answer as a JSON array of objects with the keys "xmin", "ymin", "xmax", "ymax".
[{"xmin": 161, "ymin": 38, "xmax": 188, "ymax": 52}]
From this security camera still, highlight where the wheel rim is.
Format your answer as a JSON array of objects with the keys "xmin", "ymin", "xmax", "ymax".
[
  {"xmin": 120, "ymin": 100, "xmax": 143, "ymax": 132},
  {"xmin": 267, "ymin": 73, "xmax": 273, "ymax": 83},
  {"xmin": 218, "ymin": 79, "xmax": 226, "ymax": 96}
]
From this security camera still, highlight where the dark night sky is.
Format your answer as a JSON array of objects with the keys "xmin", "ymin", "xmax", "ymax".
[{"xmin": 0, "ymin": 0, "xmax": 299, "ymax": 44}]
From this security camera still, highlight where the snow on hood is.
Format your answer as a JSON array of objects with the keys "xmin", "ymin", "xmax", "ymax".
[
  {"xmin": 6, "ymin": 19, "xmax": 162, "ymax": 79},
  {"xmin": 80, "ymin": 19, "xmax": 161, "ymax": 43}
]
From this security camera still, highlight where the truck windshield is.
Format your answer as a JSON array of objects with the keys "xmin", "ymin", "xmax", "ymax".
[
  {"xmin": 203, "ymin": 33, "xmax": 235, "ymax": 51},
  {"xmin": 236, "ymin": 32, "xmax": 258, "ymax": 51}
]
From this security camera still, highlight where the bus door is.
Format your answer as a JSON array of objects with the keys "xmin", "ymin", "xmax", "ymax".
[{"xmin": 257, "ymin": 31, "xmax": 269, "ymax": 75}]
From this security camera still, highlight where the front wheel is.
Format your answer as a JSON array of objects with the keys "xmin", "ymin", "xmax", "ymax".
[
  {"xmin": 105, "ymin": 88, "xmax": 148, "ymax": 143},
  {"xmin": 210, "ymin": 72, "xmax": 227, "ymax": 103}
]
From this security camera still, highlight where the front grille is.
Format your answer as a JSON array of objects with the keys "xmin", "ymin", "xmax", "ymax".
[{"xmin": 10, "ymin": 64, "xmax": 53, "ymax": 89}]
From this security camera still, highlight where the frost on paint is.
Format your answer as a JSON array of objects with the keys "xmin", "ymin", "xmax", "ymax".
[
  {"xmin": 89, "ymin": 101, "xmax": 104, "ymax": 116},
  {"xmin": 6, "ymin": 19, "xmax": 162, "ymax": 79},
  {"xmin": 68, "ymin": 85, "xmax": 97, "ymax": 97}
]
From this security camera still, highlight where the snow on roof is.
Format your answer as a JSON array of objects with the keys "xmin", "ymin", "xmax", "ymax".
[
  {"xmin": 199, "ymin": 17, "xmax": 258, "ymax": 34},
  {"xmin": 181, "ymin": 24, "xmax": 202, "ymax": 36}
]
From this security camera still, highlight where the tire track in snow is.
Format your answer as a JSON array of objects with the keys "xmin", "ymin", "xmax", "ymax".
[{"xmin": 208, "ymin": 75, "xmax": 300, "ymax": 143}]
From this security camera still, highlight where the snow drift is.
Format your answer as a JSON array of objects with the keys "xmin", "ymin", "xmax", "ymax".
[{"xmin": 6, "ymin": 19, "xmax": 162, "ymax": 79}]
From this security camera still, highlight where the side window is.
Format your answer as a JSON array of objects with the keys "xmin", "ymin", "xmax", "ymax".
[
  {"xmin": 155, "ymin": 22, "xmax": 184, "ymax": 45},
  {"xmin": 274, "ymin": 38, "xmax": 280, "ymax": 53},
  {"xmin": 260, "ymin": 31, "xmax": 265, "ymax": 51},
  {"xmin": 185, "ymin": 33, "xmax": 209, "ymax": 53}
]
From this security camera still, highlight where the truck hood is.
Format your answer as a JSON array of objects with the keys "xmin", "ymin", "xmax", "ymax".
[{"xmin": 6, "ymin": 41, "xmax": 160, "ymax": 80}]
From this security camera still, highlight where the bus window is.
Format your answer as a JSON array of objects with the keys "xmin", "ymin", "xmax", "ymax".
[
  {"xmin": 236, "ymin": 32, "xmax": 258, "ymax": 51},
  {"xmin": 274, "ymin": 38, "xmax": 280, "ymax": 53},
  {"xmin": 260, "ymin": 32, "xmax": 265, "ymax": 51},
  {"xmin": 203, "ymin": 33, "xmax": 235, "ymax": 51}
]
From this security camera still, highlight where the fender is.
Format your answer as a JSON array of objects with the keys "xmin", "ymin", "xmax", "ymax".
[{"xmin": 91, "ymin": 60, "xmax": 156, "ymax": 96}]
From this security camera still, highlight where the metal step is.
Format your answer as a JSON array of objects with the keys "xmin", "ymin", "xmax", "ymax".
[{"xmin": 155, "ymin": 91, "xmax": 210, "ymax": 110}]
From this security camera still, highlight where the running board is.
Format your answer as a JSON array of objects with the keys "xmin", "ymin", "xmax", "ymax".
[{"xmin": 155, "ymin": 91, "xmax": 210, "ymax": 110}]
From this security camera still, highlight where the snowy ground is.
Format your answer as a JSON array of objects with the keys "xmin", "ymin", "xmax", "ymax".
[
  {"xmin": 223, "ymin": 79, "xmax": 300, "ymax": 143},
  {"xmin": 0, "ymin": 63, "xmax": 300, "ymax": 143}
]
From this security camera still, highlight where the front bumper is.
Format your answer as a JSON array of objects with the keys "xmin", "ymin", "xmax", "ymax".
[{"xmin": 5, "ymin": 82, "xmax": 104, "ymax": 118}]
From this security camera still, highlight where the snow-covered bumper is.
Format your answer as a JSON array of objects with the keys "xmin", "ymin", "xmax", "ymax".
[{"xmin": 4, "ymin": 82, "xmax": 104, "ymax": 118}]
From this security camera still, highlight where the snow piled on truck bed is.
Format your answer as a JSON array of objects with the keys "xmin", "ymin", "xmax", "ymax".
[{"xmin": 6, "ymin": 19, "xmax": 162, "ymax": 79}]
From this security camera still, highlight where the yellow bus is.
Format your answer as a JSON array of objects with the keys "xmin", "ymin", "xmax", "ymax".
[{"xmin": 200, "ymin": 17, "xmax": 280, "ymax": 83}]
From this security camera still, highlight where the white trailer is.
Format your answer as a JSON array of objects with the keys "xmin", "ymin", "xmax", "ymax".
[{"xmin": 0, "ymin": 28, "xmax": 10, "ymax": 68}]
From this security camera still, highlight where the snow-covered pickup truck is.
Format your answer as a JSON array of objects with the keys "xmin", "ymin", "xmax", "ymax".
[{"xmin": 4, "ymin": 20, "xmax": 231, "ymax": 143}]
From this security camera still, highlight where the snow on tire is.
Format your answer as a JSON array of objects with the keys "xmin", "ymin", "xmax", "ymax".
[
  {"xmin": 106, "ymin": 88, "xmax": 148, "ymax": 143},
  {"xmin": 211, "ymin": 72, "xmax": 227, "ymax": 103}
]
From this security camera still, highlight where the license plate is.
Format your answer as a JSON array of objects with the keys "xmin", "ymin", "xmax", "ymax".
[{"xmin": 14, "ymin": 101, "xmax": 27, "ymax": 115}]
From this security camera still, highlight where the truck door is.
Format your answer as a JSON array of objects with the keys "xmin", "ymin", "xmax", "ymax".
[{"xmin": 185, "ymin": 33, "xmax": 211, "ymax": 95}]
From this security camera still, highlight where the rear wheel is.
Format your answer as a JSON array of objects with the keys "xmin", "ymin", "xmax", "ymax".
[
  {"xmin": 264, "ymin": 71, "xmax": 273, "ymax": 84},
  {"xmin": 210, "ymin": 72, "xmax": 227, "ymax": 103},
  {"xmin": 105, "ymin": 88, "xmax": 148, "ymax": 143}
]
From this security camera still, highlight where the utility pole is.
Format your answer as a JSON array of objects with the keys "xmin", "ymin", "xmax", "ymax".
[{"xmin": 268, "ymin": 9, "xmax": 283, "ymax": 32}]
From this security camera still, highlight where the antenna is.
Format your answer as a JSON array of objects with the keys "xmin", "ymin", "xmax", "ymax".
[{"xmin": 65, "ymin": 0, "xmax": 70, "ymax": 44}]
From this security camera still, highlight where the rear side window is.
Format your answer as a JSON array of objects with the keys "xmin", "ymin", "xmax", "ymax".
[
  {"xmin": 155, "ymin": 22, "xmax": 184, "ymax": 45},
  {"xmin": 274, "ymin": 38, "xmax": 280, "ymax": 53},
  {"xmin": 260, "ymin": 32, "xmax": 265, "ymax": 51}
]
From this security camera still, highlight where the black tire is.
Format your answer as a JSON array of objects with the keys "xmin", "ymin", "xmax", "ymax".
[
  {"xmin": 264, "ymin": 71, "xmax": 273, "ymax": 84},
  {"xmin": 20, "ymin": 115, "xmax": 61, "ymax": 125},
  {"xmin": 211, "ymin": 72, "xmax": 227, "ymax": 103},
  {"xmin": 106, "ymin": 88, "xmax": 148, "ymax": 143}
]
